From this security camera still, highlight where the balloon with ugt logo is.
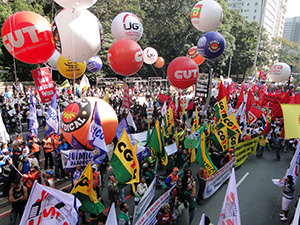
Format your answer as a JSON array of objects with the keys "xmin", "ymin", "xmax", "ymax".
[
  {"xmin": 167, "ymin": 57, "xmax": 199, "ymax": 89},
  {"xmin": 61, "ymin": 97, "xmax": 118, "ymax": 148},
  {"xmin": 108, "ymin": 39, "xmax": 143, "ymax": 76},
  {"xmin": 1, "ymin": 11, "xmax": 55, "ymax": 64}
]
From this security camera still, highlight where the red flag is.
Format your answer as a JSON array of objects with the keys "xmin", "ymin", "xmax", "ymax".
[
  {"xmin": 186, "ymin": 101, "xmax": 194, "ymax": 111},
  {"xmin": 218, "ymin": 81, "xmax": 227, "ymax": 102},
  {"xmin": 252, "ymin": 84, "xmax": 258, "ymax": 93},
  {"xmin": 177, "ymin": 97, "xmax": 182, "ymax": 116},
  {"xmin": 158, "ymin": 94, "xmax": 170, "ymax": 103},
  {"xmin": 261, "ymin": 122, "xmax": 271, "ymax": 136},
  {"xmin": 245, "ymin": 90, "xmax": 256, "ymax": 112},
  {"xmin": 280, "ymin": 127, "xmax": 285, "ymax": 139},
  {"xmin": 226, "ymin": 84, "xmax": 230, "ymax": 100},
  {"xmin": 248, "ymin": 106, "xmax": 263, "ymax": 125},
  {"xmin": 168, "ymin": 98, "xmax": 177, "ymax": 119},
  {"xmin": 259, "ymin": 70, "xmax": 266, "ymax": 80},
  {"xmin": 295, "ymin": 93, "xmax": 300, "ymax": 104},
  {"xmin": 235, "ymin": 88, "xmax": 244, "ymax": 109}
]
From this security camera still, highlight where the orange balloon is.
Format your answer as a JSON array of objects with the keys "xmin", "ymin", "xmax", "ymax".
[
  {"xmin": 154, "ymin": 56, "xmax": 165, "ymax": 68},
  {"xmin": 61, "ymin": 97, "xmax": 118, "ymax": 148},
  {"xmin": 186, "ymin": 46, "xmax": 205, "ymax": 65}
]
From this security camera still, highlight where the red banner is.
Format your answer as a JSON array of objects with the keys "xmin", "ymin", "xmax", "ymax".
[
  {"xmin": 122, "ymin": 84, "xmax": 130, "ymax": 109},
  {"xmin": 31, "ymin": 67, "xmax": 56, "ymax": 103}
]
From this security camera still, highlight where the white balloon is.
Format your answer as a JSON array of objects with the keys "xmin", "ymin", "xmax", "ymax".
[
  {"xmin": 52, "ymin": 9, "xmax": 103, "ymax": 62},
  {"xmin": 44, "ymin": 50, "xmax": 61, "ymax": 70},
  {"xmin": 269, "ymin": 62, "xmax": 291, "ymax": 82},
  {"xmin": 111, "ymin": 12, "xmax": 143, "ymax": 42},
  {"xmin": 191, "ymin": 0, "xmax": 223, "ymax": 32},
  {"xmin": 54, "ymin": 0, "xmax": 97, "ymax": 10},
  {"xmin": 143, "ymin": 47, "xmax": 158, "ymax": 65}
]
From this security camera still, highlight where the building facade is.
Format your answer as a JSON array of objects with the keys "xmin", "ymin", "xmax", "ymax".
[
  {"xmin": 283, "ymin": 17, "xmax": 300, "ymax": 44},
  {"xmin": 225, "ymin": 0, "xmax": 288, "ymax": 39}
]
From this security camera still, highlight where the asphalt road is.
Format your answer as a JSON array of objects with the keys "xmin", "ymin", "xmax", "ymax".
[{"xmin": 1, "ymin": 126, "xmax": 297, "ymax": 225}]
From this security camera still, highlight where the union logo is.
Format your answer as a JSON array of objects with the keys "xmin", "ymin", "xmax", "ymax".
[{"xmin": 208, "ymin": 40, "xmax": 221, "ymax": 53}]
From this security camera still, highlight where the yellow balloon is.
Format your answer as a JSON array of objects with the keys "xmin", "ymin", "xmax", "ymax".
[{"xmin": 57, "ymin": 55, "xmax": 86, "ymax": 79}]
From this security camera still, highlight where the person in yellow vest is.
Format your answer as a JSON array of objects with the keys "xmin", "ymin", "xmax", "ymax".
[
  {"xmin": 42, "ymin": 136, "xmax": 54, "ymax": 170},
  {"xmin": 256, "ymin": 134, "xmax": 268, "ymax": 158},
  {"xmin": 92, "ymin": 164, "xmax": 102, "ymax": 199},
  {"xmin": 42, "ymin": 170, "xmax": 55, "ymax": 188}
]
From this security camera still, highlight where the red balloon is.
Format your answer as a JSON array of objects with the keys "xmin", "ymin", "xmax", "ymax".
[
  {"xmin": 107, "ymin": 39, "xmax": 143, "ymax": 76},
  {"xmin": 167, "ymin": 57, "xmax": 199, "ymax": 89},
  {"xmin": 1, "ymin": 11, "xmax": 55, "ymax": 64}
]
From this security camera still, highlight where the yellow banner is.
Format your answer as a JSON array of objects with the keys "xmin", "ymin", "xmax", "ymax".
[
  {"xmin": 218, "ymin": 97, "xmax": 228, "ymax": 120},
  {"xmin": 222, "ymin": 113, "xmax": 242, "ymax": 134},
  {"xmin": 114, "ymin": 129, "xmax": 140, "ymax": 183},
  {"xmin": 234, "ymin": 137, "xmax": 259, "ymax": 167},
  {"xmin": 70, "ymin": 162, "xmax": 98, "ymax": 203},
  {"xmin": 228, "ymin": 133, "xmax": 240, "ymax": 149}
]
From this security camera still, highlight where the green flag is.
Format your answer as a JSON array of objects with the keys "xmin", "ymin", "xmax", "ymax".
[
  {"xmin": 146, "ymin": 120, "xmax": 168, "ymax": 166},
  {"xmin": 184, "ymin": 126, "xmax": 204, "ymax": 149},
  {"xmin": 76, "ymin": 192, "xmax": 105, "ymax": 215}
]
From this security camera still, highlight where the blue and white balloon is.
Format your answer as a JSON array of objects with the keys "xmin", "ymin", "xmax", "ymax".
[{"xmin": 86, "ymin": 56, "xmax": 103, "ymax": 72}]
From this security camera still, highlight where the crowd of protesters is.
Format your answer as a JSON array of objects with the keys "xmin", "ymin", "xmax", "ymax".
[{"xmin": 0, "ymin": 79, "xmax": 299, "ymax": 224}]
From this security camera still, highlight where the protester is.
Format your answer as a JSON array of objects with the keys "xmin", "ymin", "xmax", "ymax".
[
  {"xmin": 157, "ymin": 203, "xmax": 173, "ymax": 225},
  {"xmin": 184, "ymin": 182, "xmax": 197, "ymax": 225},
  {"xmin": 42, "ymin": 135, "xmax": 54, "ymax": 170},
  {"xmin": 196, "ymin": 167, "xmax": 208, "ymax": 205},
  {"xmin": 72, "ymin": 163, "xmax": 83, "ymax": 186},
  {"xmin": 135, "ymin": 177, "xmax": 148, "ymax": 205},
  {"xmin": 22, "ymin": 165, "xmax": 40, "ymax": 193},
  {"xmin": 42, "ymin": 170, "xmax": 55, "ymax": 188},
  {"xmin": 174, "ymin": 195, "xmax": 189, "ymax": 224},
  {"xmin": 92, "ymin": 164, "xmax": 102, "ymax": 199},
  {"xmin": 9, "ymin": 179, "xmax": 28, "ymax": 225},
  {"xmin": 107, "ymin": 175, "xmax": 119, "ymax": 207},
  {"xmin": 118, "ymin": 202, "xmax": 131, "ymax": 225},
  {"xmin": 256, "ymin": 134, "xmax": 268, "ymax": 158},
  {"xmin": 182, "ymin": 168, "xmax": 195, "ymax": 191},
  {"xmin": 280, "ymin": 175, "xmax": 295, "ymax": 221},
  {"xmin": 165, "ymin": 167, "xmax": 179, "ymax": 188}
]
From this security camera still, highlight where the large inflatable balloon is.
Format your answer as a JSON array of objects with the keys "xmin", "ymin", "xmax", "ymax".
[
  {"xmin": 191, "ymin": 0, "xmax": 223, "ymax": 32},
  {"xmin": 108, "ymin": 39, "xmax": 143, "ymax": 76},
  {"xmin": 186, "ymin": 46, "xmax": 205, "ymax": 65},
  {"xmin": 197, "ymin": 31, "xmax": 225, "ymax": 60},
  {"xmin": 154, "ymin": 57, "xmax": 165, "ymax": 68},
  {"xmin": 62, "ymin": 97, "xmax": 118, "ymax": 148},
  {"xmin": 1, "ymin": 11, "xmax": 55, "ymax": 64},
  {"xmin": 143, "ymin": 47, "xmax": 158, "ymax": 65},
  {"xmin": 269, "ymin": 62, "xmax": 291, "ymax": 82},
  {"xmin": 86, "ymin": 56, "xmax": 103, "ymax": 73},
  {"xmin": 111, "ymin": 12, "xmax": 143, "ymax": 42},
  {"xmin": 44, "ymin": 50, "xmax": 61, "ymax": 70},
  {"xmin": 57, "ymin": 55, "xmax": 86, "ymax": 79},
  {"xmin": 52, "ymin": 9, "xmax": 104, "ymax": 62},
  {"xmin": 167, "ymin": 57, "xmax": 199, "ymax": 89},
  {"xmin": 54, "ymin": 0, "xmax": 97, "ymax": 11}
]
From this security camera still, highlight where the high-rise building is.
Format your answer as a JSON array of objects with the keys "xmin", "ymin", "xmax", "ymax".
[
  {"xmin": 225, "ymin": 0, "xmax": 288, "ymax": 38},
  {"xmin": 283, "ymin": 17, "xmax": 300, "ymax": 44}
]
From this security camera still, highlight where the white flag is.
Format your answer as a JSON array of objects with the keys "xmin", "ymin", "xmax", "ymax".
[
  {"xmin": 106, "ymin": 203, "xmax": 117, "ymax": 225},
  {"xmin": 0, "ymin": 113, "xmax": 9, "ymax": 143},
  {"xmin": 20, "ymin": 181, "xmax": 81, "ymax": 225},
  {"xmin": 126, "ymin": 112, "xmax": 137, "ymax": 132},
  {"xmin": 161, "ymin": 101, "xmax": 167, "ymax": 116},
  {"xmin": 218, "ymin": 168, "xmax": 241, "ymax": 225},
  {"xmin": 199, "ymin": 214, "xmax": 206, "ymax": 225},
  {"xmin": 79, "ymin": 74, "xmax": 90, "ymax": 91},
  {"xmin": 272, "ymin": 141, "xmax": 300, "ymax": 187}
]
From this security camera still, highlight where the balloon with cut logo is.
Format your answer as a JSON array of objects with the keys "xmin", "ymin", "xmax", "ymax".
[
  {"xmin": 154, "ymin": 57, "xmax": 165, "ymax": 68},
  {"xmin": 108, "ymin": 39, "xmax": 143, "ymax": 76},
  {"xmin": 191, "ymin": 0, "xmax": 223, "ymax": 32},
  {"xmin": 44, "ymin": 50, "xmax": 61, "ymax": 70},
  {"xmin": 52, "ymin": 9, "xmax": 104, "ymax": 62},
  {"xmin": 167, "ymin": 57, "xmax": 199, "ymax": 89},
  {"xmin": 111, "ymin": 12, "xmax": 143, "ymax": 42},
  {"xmin": 143, "ymin": 47, "xmax": 158, "ymax": 65},
  {"xmin": 1, "ymin": 11, "xmax": 55, "ymax": 64},
  {"xmin": 269, "ymin": 62, "xmax": 291, "ymax": 82},
  {"xmin": 86, "ymin": 56, "xmax": 103, "ymax": 73},
  {"xmin": 57, "ymin": 55, "xmax": 86, "ymax": 79},
  {"xmin": 197, "ymin": 31, "xmax": 225, "ymax": 60},
  {"xmin": 186, "ymin": 46, "xmax": 205, "ymax": 65},
  {"xmin": 54, "ymin": 0, "xmax": 97, "ymax": 10},
  {"xmin": 61, "ymin": 97, "xmax": 118, "ymax": 148}
]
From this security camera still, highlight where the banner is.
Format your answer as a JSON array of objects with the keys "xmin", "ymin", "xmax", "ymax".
[
  {"xmin": 203, "ymin": 158, "xmax": 235, "ymax": 199},
  {"xmin": 62, "ymin": 149, "xmax": 94, "ymax": 169},
  {"xmin": 133, "ymin": 177, "xmax": 156, "ymax": 224},
  {"xmin": 122, "ymin": 84, "xmax": 130, "ymax": 109},
  {"xmin": 281, "ymin": 104, "xmax": 300, "ymax": 139},
  {"xmin": 132, "ymin": 131, "xmax": 150, "ymax": 142},
  {"xmin": 165, "ymin": 142, "xmax": 178, "ymax": 156},
  {"xmin": 31, "ymin": 67, "xmax": 56, "ymax": 103},
  {"xmin": 20, "ymin": 181, "xmax": 81, "ymax": 225},
  {"xmin": 234, "ymin": 137, "xmax": 259, "ymax": 167},
  {"xmin": 135, "ymin": 185, "xmax": 175, "ymax": 225}
]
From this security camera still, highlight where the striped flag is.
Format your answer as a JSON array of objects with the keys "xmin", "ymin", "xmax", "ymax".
[{"xmin": 61, "ymin": 79, "xmax": 70, "ymax": 88}]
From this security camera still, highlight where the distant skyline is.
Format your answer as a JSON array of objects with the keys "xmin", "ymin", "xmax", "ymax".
[{"xmin": 286, "ymin": 0, "xmax": 300, "ymax": 18}]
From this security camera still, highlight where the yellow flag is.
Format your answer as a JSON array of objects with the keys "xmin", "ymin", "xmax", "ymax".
[
  {"xmin": 190, "ymin": 107, "xmax": 199, "ymax": 163},
  {"xmin": 281, "ymin": 104, "xmax": 300, "ymax": 139},
  {"xmin": 166, "ymin": 107, "xmax": 175, "ymax": 134},
  {"xmin": 70, "ymin": 162, "xmax": 98, "ymax": 203},
  {"xmin": 103, "ymin": 89, "xmax": 109, "ymax": 103},
  {"xmin": 175, "ymin": 128, "xmax": 179, "ymax": 147}
]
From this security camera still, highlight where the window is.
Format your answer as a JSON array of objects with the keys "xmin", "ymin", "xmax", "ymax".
[
  {"xmin": 247, "ymin": 3, "xmax": 249, "ymax": 6},
  {"xmin": 255, "ymin": 2, "xmax": 258, "ymax": 6},
  {"xmin": 254, "ymin": 9, "xmax": 257, "ymax": 13},
  {"xmin": 253, "ymin": 16, "xmax": 256, "ymax": 19}
]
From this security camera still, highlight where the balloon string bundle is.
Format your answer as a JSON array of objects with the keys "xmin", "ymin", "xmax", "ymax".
[{"xmin": 150, "ymin": 64, "xmax": 159, "ymax": 77}]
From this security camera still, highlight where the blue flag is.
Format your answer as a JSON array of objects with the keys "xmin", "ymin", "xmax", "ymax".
[
  {"xmin": 116, "ymin": 118, "xmax": 132, "ymax": 140},
  {"xmin": 70, "ymin": 135, "xmax": 86, "ymax": 150},
  {"xmin": 28, "ymin": 90, "xmax": 38, "ymax": 136},
  {"xmin": 87, "ymin": 102, "xmax": 107, "ymax": 157},
  {"xmin": 45, "ymin": 93, "xmax": 58, "ymax": 137}
]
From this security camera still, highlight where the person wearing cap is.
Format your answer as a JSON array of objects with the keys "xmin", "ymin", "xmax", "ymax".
[
  {"xmin": 42, "ymin": 170, "xmax": 55, "ymax": 188},
  {"xmin": 165, "ymin": 167, "xmax": 179, "ymax": 188},
  {"xmin": 279, "ymin": 175, "xmax": 295, "ymax": 221}
]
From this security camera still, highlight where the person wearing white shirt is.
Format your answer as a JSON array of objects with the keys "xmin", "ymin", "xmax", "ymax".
[{"xmin": 134, "ymin": 177, "xmax": 148, "ymax": 205}]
